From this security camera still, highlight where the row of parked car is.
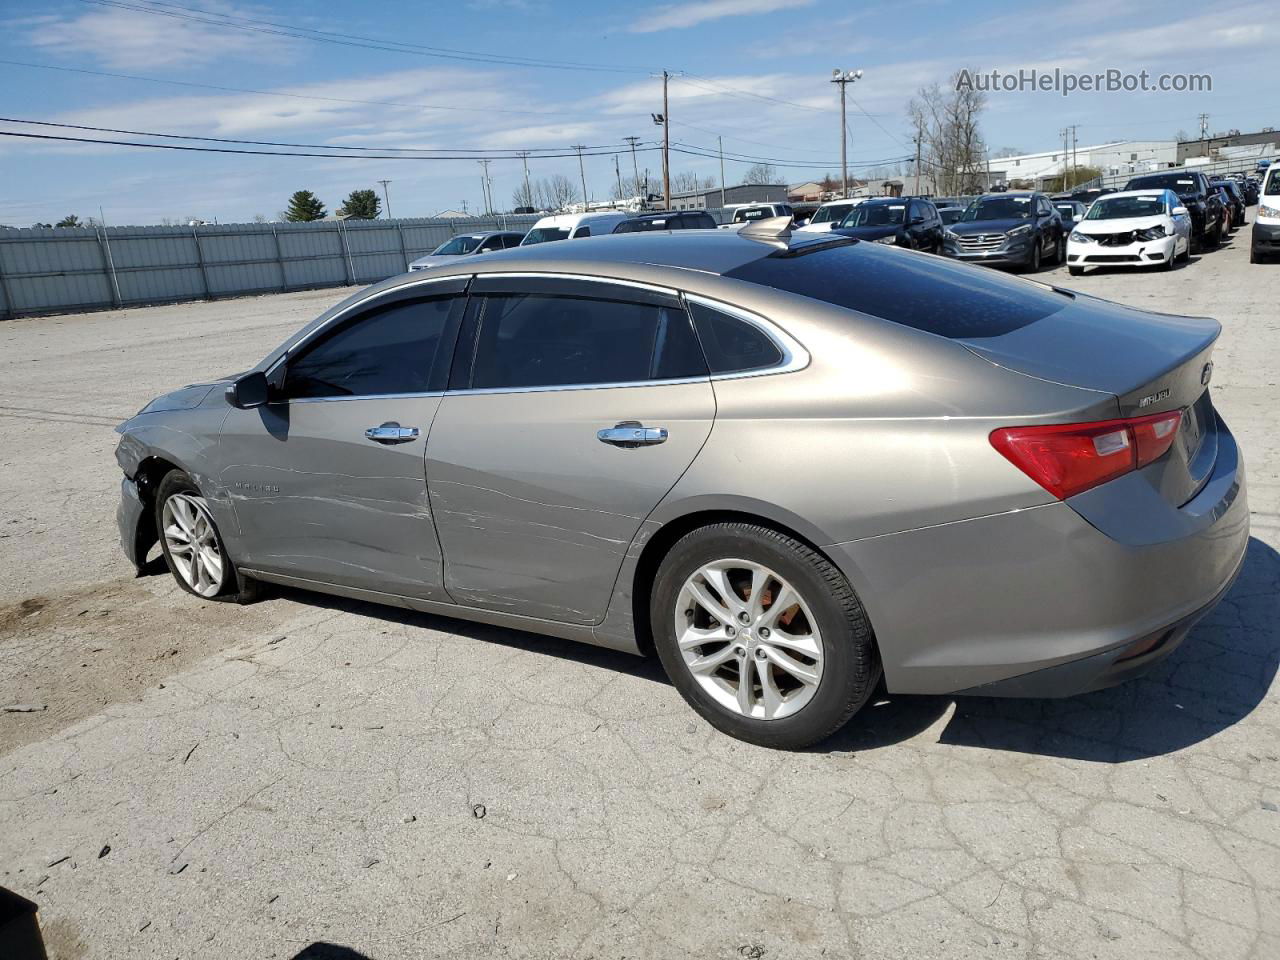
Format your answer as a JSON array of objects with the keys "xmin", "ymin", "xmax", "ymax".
[{"xmin": 408, "ymin": 163, "xmax": 1280, "ymax": 275}]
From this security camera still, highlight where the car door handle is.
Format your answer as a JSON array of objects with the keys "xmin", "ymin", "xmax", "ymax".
[
  {"xmin": 364, "ymin": 423, "xmax": 420, "ymax": 444},
  {"xmin": 597, "ymin": 421, "xmax": 668, "ymax": 447}
]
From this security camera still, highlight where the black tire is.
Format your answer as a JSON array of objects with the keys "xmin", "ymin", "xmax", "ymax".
[
  {"xmin": 1025, "ymin": 240, "xmax": 1041, "ymax": 272},
  {"xmin": 1178, "ymin": 241, "xmax": 1191, "ymax": 263},
  {"xmin": 1068, "ymin": 265, "xmax": 1083, "ymax": 276},
  {"xmin": 649, "ymin": 522, "xmax": 881, "ymax": 750},
  {"xmin": 155, "ymin": 470, "xmax": 259, "ymax": 603},
  {"xmin": 1053, "ymin": 234, "xmax": 1066, "ymax": 264}
]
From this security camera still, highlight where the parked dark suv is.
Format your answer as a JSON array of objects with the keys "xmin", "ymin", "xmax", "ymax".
[
  {"xmin": 1124, "ymin": 171, "xmax": 1225, "ymax": 249},
  {"xmin": 613, "ymin": 210, "xmax": 719, "ymax": 232},
  {"xmin": 831, "ymin": 196, "xmax": 945, "ymax": 252},
  {"xmin": 942, "ymin": 192, "xmax": 1065, "ymax": 271}
]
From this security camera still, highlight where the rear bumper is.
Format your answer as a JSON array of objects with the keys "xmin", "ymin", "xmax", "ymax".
[{"xmin": 827, "ymin": 419, "xmax": 1249, "ymax": 697}]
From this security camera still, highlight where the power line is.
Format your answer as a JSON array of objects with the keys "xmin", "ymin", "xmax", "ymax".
[
  {"xmin": 77, "ymin": 0, "xmax": 650, "ymax": 74},
  {"xmin": 0, "ymin": 58, "xmax": 574, "ymax": 118},
  {"xmin": 0, "ymin": 117, "xmax": 638, "ymax": 157},
  {"xmin": 0, "ymin": 129, "xmax": 661, "ymax": 162},
  {"xmin": 674, "ymin": 73, "xmax": 825, "ymax": 114}
]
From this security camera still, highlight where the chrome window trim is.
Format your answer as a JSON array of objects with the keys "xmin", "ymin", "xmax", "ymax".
[
  {"xmin": 683, "ymin": 293, "xmax": 810, "ymax": 381},
  {"xmin": 471, "ymin": 271, "xmax": 682, "ymax": 299},
  {"xmin": 283, "ymin": 390, "xmax": 446, "ymax": 405},
  {"xmin": 446, "ymin": 376, "xmax": 709, "ymax": 398}
]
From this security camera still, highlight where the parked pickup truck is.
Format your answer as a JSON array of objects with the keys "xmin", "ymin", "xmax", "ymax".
[{"xmin": 1124, "ymin": 171, "xmax": 1225, "ymax": 250}]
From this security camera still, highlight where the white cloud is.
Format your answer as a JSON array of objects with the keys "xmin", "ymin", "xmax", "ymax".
[
  {"xmin": 628, "ymin": 0, "xmax": 812, "ymax": 34},
  {"xmin": 25, "ymin": 1, "xmax": 296, "ymax": 69}
]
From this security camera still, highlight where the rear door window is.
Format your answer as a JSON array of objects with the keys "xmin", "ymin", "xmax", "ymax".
[{"xmin": 465, "ymin": 293, "xmax": 706, "ymax": 390}]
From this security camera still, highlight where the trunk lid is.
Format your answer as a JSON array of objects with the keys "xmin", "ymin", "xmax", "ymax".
[{"xmin": 961, "ymin": 290, "xmax": 1220, "ymax": 506}]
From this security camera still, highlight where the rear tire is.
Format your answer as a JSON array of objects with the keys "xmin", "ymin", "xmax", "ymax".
[
  {"xmin": 155, "ymin": 470, "xmax": 259, "ymax": 603},
  {"xmin": 650, "ymin": 522, "xmax": 881, "ymax": 750}
]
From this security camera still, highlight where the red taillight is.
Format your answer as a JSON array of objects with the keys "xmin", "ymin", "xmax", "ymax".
[{"xmin": 990, "ymin": 409, "xmax": 1183, "ymax": 500}]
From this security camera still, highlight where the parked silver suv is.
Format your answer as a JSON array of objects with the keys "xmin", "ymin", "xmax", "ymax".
[{"xmin": 115, "ymin": 225, "xmax": 1247, "ymax": 748}]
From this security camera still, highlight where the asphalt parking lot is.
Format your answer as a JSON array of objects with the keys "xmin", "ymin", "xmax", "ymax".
[{"xmin": 1, "ymin": 227, "xmax": 1277, "ymax": 960}]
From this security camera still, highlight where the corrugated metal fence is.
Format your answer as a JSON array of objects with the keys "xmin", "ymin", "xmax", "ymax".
[{"xmin": 0, "ymin": 215, "xmax": 542, "ymax": 320}]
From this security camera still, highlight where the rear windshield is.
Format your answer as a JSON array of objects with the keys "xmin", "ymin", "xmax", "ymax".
[
  {"xmin": 520, "ymin": 227, "xmax": 571, "ymax": 245},
  {"xmin": 1128, "ymin": 174, "xmax": 1197, "ymax": 193},
  {"xmin": 733, "ymin": 206, "xmax": 775, "ymax": 222},
  {"xmin": 723, "ymin": 241, "xmax": 1067, "ymax": 339}
]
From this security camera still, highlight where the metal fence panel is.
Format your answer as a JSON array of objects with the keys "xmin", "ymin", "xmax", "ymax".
[{"xmin": 0, "ymin": 214, "xmax": 542, "ymax": 319}]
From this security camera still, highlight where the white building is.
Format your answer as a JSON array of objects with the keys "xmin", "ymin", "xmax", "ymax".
[{"xmin": 991, "ymin": 140, "xmax": 1178, "ymax": 185}]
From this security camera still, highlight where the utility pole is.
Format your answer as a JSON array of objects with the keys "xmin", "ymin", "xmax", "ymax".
[
  {"xmin": 478, "ymin": 159, "xmax": 493, "ymax": 214},
  {"xmin": 1060, "ymin": 128, "xmax": 1069, "ymax": 190},
  {"xmin": 1068, "ymin": 126, "xmax": 1078, "ymax": 182},
  {"xmin": 718, "ymin": 135, "xmax": 726, "ymax": 209},
  {"xmin": 913, "ymin": 134, "xmax": 922, "ymax": 195},
  {"xmin": 573, "ymin": 144, "xmax": 589, "ymax": 208},
  {"xmin": 614, "ymin": 154, "xmax": 624, "ymax": 205},
  {"xmin": 1198, "ymin": 112, "xmax": 1210, "ymax": 140},
  {"xmin": 623, "ymin": 136, "xmax": 642, "ymax": 201},
  {"xmin": 517, "ymin": 151, "xmax": 532, "ymax": 209},
  {"xmin": 831, "ymin": 69, "xmax": 863, "ymax": 199},
  {"xmin": 376, "ymin": 179, "xmax": 393, "ymax": 219},
  {"xmin": 662, "ymin": 71, "xmax": 671, "ymax": 209}
]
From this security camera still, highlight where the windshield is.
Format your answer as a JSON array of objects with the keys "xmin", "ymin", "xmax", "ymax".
[
  {"xmin": 1266, "ymin": 169, "xmax": 1280, "ymax": 196},
  {"xmin": 1086, "ymin": 195, "xmax": 1166, "ymax": 220},
  {"xmin": 1054, "ymin": 204, "xmax": 1078, "ymax": 219},
  {"xmin": 840, "ymin": 203, "xmax": 906, "ymax": 227},
  {"xmin": 960, "ymin": 196, "xmax": 1033, "ymax": 221},
  {"xmin": 431, "ymin": 235, "xmax": 483, "ymax": 256},
  {"xmin": 810, "ymin": 203, "xmax": 855, "ymax": 224},
  {"xmin": 520, "ymin": 227, "xmax": 571, "ymax": 245},
  {"xmin": 939, "ymin": 208, "xmax": 962, "ymax": 224},
  {"xmin": 1129, "ymin": 174, "xmax": 1196, "ymax": 193}
]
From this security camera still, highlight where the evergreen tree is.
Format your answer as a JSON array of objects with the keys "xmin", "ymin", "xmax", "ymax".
[
  {"xmin": 338, "ymin": 189, "xmax": 381, "ymax": 219},
  {"xmin": 283, "ymin": 190, "xmax": 327, "ymax": 222}
]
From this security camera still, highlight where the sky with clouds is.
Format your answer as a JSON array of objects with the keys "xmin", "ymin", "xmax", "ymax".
[{"xmin": 0, "ymin": 0, "xmax": 1274, "ymax": 225}]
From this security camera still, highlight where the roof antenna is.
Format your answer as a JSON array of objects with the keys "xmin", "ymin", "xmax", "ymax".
[{"xmin": 738, "ymin": 215, "xmax": 793, "ymax": 243}]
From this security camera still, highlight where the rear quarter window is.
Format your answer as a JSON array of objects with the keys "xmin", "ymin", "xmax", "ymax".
[{"xmin": 724, "ymin": 241, "xmax": 1068, "ymax": 339}]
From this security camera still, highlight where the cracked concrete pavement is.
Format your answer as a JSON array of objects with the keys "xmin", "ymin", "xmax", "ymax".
[{"xmin": 1, "ymin": 231, "xmax": 1277, "ymax": 959}]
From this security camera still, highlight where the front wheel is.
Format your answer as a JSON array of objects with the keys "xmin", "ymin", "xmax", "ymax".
[
  {"xmin": 650, "ymin": 522, "xmax": 880, "ymax": 749},
  {"xmin": 155, "ymin": 470, "xmax": 258, "ymax": 602},
  {"xmin": 1025, "ymin": 241, "xmax": 1042, "ymax": 272}
]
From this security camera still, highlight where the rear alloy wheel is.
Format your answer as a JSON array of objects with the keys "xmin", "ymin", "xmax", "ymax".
[
  {"xmin": 1027, "ymin": 240, "xmax": 1042, "ymax": 272},
  {"xmin": 651, "ymin": 522, "xmax": 880, "ymax": 749},
  {"xmin": 155, "ymin": 470, "xmax": 257, "ymax": 602}
]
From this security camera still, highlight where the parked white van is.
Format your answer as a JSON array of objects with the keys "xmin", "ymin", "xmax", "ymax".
[
  {"xmin": 520, "ymin": 211, "xmax": 631, "ymax": 245},
  {"xmin": 1252, "ymin": 161, "xmax": 1280, "ymax": 264}
]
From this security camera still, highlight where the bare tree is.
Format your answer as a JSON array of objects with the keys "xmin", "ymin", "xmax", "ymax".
[
  {"xmin": 907, "ymin": 71, "xmax": 988, "ymax": 195},
  {"xmin": 741, "ymin": 163, "xmax": 780, "ymax": 185},
  {"xmin": 671, "ymin": 171, "xmax": 717, "ymax": 194},
  {"xmin": 511, "ymin": 180, "xmax": 536, "ymax": 211},
  {"xmin": 535, "ymin": 174, "xmax": 577, "ymax": 211}
]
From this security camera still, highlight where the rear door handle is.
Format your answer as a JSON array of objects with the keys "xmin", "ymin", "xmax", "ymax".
[
  {"xmin": 364, "ymin": 422, "xmax": 420, "ymax": 444},
  {"xmin": 597, "ymin": 421, "xmax": 668, "ymax": 447}
]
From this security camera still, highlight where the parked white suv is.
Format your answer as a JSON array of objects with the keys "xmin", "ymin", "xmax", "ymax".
[
  {"xmin": 1252, "ymin": 162, "xmax": 1280, "ymax": 263},
  {"xmin": 1066, "ymin": 189, "xmax": 1191, "ymax": 275}
]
